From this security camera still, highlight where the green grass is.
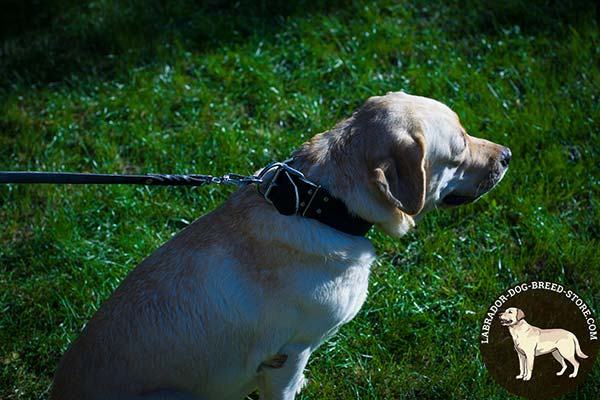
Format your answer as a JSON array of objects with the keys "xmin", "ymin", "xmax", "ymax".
[{"xmin": 1, "ymin": 0, "xmax": 599, "ymax": 398}]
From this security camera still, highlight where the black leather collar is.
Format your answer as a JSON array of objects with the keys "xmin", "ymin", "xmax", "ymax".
[{"xmin": 260, "ymin": 165, "xmax": 372, "ymax": 237}]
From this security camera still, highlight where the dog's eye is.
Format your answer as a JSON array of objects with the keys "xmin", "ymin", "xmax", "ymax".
[{"xmin": 508, "ymin": 310, "xmax": 512, "ymax": 313}]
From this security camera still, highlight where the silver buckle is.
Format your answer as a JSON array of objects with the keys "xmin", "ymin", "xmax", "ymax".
[{"xmin": 258, "ymin": 162, "xmax": 306, "ymax": 213}]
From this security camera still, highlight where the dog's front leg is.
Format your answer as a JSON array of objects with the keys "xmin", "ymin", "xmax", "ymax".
[
  {"xmin": 516, "ymin": 351, "xmax": 526, "ymax": 379},
  {"xmin": 257, "ymin": 345, "xmax": 311, "ymax": 400},
  {"xmin": 523, "ymin": 350, "xmax": 535, "ymax": 381}
]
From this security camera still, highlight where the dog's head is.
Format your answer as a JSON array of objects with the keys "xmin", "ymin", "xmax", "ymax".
[
  {"xmin": 499, "ymin": 307, "xmax": 526, "ymax": 326},
  {"xmin": 294, "ymin": 91, "xmax": 511, "ymax": 237}
]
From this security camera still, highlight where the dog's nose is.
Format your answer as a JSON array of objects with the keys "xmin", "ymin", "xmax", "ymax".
[{"xmin": 500, "ymin": 147, "xmax": 512, "ymax": 168}]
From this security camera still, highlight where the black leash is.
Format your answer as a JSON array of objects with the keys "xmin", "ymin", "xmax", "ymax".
[
  {"xmin": 0, "ymin": 171, "xmax": 262, "ymax": 187},
  {"xmin": 0, "ymin": 163, "xmax": 372, "ymax": 236}
]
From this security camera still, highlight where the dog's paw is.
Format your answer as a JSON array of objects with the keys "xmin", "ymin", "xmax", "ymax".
[
  {"xmin": 568, "ymin": 372, "xmax": 577, "ymax": 378},
  {"xmin": 523, "ymin": 375, "xmax": 531, "ymax": 381},
  {"xmin": 516, "ymin": 375, "xmax": 523, "ymax": 379}
]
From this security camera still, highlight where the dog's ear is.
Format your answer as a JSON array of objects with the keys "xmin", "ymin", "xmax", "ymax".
[
  {"xmin": 516, "ymin": 308, "xmax": 526, "ymax": 321},
  {"xmin": 371, "ymin": 131, "xmax": 427, "ymax": 216}
]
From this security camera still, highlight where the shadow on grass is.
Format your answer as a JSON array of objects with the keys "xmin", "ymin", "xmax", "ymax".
[
  {"xmin": 1, "ymin": 0, "xmax": 596, "ymax": 89},
  {"xmin": 0, "ymin": 0, "xmax": 348, "ymax": 88},
  {"xmin": 418, "ymin": 0, "xmax": 597, "ymax": 38}
]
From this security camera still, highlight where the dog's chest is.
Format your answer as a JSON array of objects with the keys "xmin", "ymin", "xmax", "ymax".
[
  {"xmin": 510, "ymin": 327, "xmax": 532, "ymax": 349},
  {"xmin": 283, "ymin": 250, "xmax": 376, "ymax": 336},
  {"xmin": 321, "ymin": 261, "xmax": 372, "ymax": 323}
]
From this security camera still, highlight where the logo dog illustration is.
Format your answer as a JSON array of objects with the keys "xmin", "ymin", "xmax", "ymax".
[{"xmin": 499, "ymin": 307, "xmax": 588, "ymax": 381}]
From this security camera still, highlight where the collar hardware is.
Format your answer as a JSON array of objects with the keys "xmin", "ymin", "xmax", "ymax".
[{"xmin": 259, "ymin": 163, "xmax": 372, "ymax": 236}]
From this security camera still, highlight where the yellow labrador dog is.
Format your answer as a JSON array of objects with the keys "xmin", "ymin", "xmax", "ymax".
[
  {"xmin": 52, "ymin": 92, "xmax": 510, "ymax": 400},
  {"xmin": 499, "ymin": 307, "xmax": 589, "ymax": 380}
]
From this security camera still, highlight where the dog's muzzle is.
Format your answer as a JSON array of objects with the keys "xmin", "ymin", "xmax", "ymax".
[{"xmin": 442, "ymin": 146, "xmax": 511, "ymax": 207}]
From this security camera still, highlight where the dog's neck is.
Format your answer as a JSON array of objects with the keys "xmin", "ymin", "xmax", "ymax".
[
  {"xmin": 260, "ymin": 166, "xmax": 373, "ymax": 236},
  {"xmin": 507, "ymin": 319, "xmax": 531, "ymax": 337},
  {"xmin": 289, "ymin": 128, "xmax": 359, "ymax": 202},
  {"xmin": 290, "ymin": 127, "xmax": 416, "ymax": 238},
  {"xmin": 225, "ymin": 186, "xmax": 375, "ymax": 261}
]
